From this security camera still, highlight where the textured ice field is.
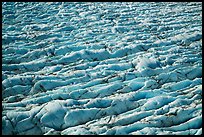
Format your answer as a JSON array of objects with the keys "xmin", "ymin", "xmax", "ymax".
[{"xmin": 2, "ymin": 2, "xmax": 202, "ymax": 135}]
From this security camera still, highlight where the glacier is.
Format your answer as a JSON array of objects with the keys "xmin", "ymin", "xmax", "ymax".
[{"xmin": 2, "ymin": 2, "xmax": 202, "ymax": 135}]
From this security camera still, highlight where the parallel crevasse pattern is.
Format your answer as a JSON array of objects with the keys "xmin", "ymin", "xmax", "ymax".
[{"xmin": 2, "ymin": 2, "xmax": 202, "ymax": 135}]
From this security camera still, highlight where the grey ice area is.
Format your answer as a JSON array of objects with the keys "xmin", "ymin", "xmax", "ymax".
[{"xmin": 2, "ymin": 2, "xmax": 202, "ymax": 135}]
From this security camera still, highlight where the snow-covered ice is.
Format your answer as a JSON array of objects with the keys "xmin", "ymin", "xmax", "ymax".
[{"xmin": 2, "ymin": 2, "xmax": 202, "ymax": 135}]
